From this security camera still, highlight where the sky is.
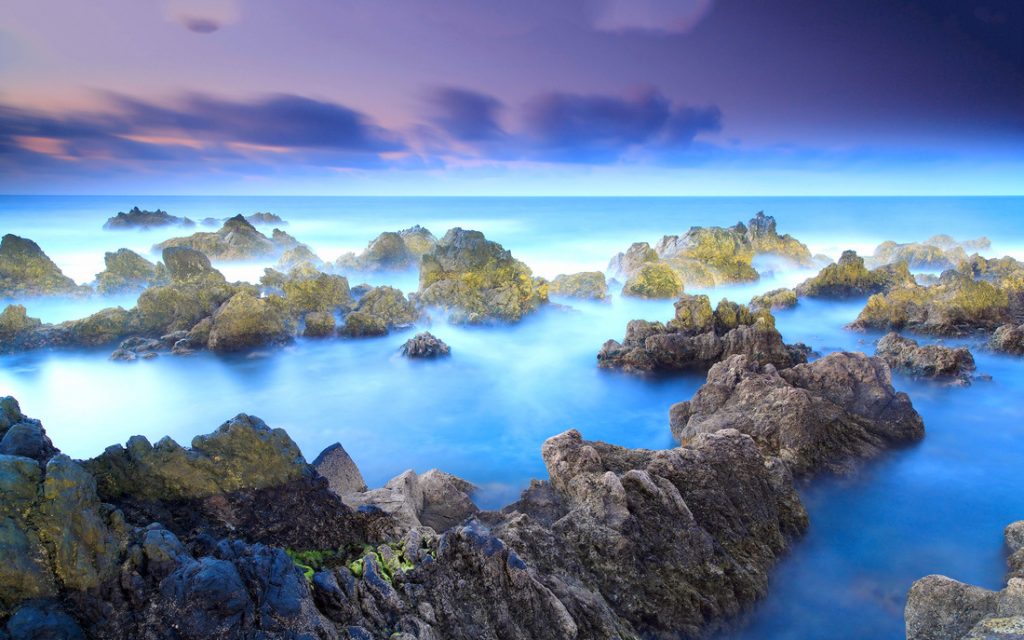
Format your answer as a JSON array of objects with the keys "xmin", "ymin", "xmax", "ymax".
[{"xmin": 1, "ymin": 0, "xmax": 1023, "ymax": 195}]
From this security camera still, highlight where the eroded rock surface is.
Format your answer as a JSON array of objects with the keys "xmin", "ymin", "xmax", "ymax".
[
  {"xmin": 103, "ymin": 206, "xmax": 194, "ymax": 230},
  {"xmin": 796, "ymin": 250, "xmax": 914, "ymax": 299},
  {"xmin": 875, "ymin": 332, "xmax": 976, "ymax": 383},
  {"xmin": 548, "ymin": 271, "xmax": 608, "ymax": 300},
  {"xmin": 401, "ymin": 331, "xmax": 451, "ymax": 358},
  {"xmin": 0, "ymin": 234, "xmax": 83, "ymax": 298},
  {"xmin": 155, "ymin": 214, "xmax": 298, "ymax": 260}
]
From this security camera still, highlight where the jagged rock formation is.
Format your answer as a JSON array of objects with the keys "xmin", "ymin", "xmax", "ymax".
[
  {"xmin": 598, "ymin": 294, "xmax": 807, "ymax": 372},
  {"xmin": 0, "ymin": 234, "xmax": 84, "ymax": 298},
  {"xmin": 869, "ymin": 235, "xmax": 991, "ymax": 271},
  {"xmin": 335, "ymin": 226, "xmax": 438, "ymax": 271},
  {"xmin": 103, "ymin": 206, "xmax": 194, "ymax": 230},
  {"xmin": 548, "ymin": 271, "xmax": 608, "ymax": 300},
  {"xmin": 905, "ymin": 521, "xmax": 1024, "ymax": 640},
  {"xmin": 991, "ymin": 323, "xmax": 1024, "ymax": 355},
  {"xmin": 344, "ymin": 469, "xmax": 479, "ymax": 534},
  {"xmin": 155, "ymin": 214, "xmax": 300, "ymax": 260},
  {"xmin": 418, "ymin": 228, "xmax": 547, "ymax": 324},
  {"xmin": 338, "ymin": 285, "xmax": 419, "ymax": 338},
  {"xmin": 875, "ymin": 332, "xmax": 976, "ymax": 383},
  {"xmin": 795, "ymin": 250, "xmax": 914, "ymax": 299},
  {"xmin": 621, "ymin": 262, "xmax": 684, "ymax": 298},
  {"xmin": 670, "ymin": 353, "xmax": 925, "ymax": 476},
  {"xmin": 313, "ymin": 443, "xmax": 368, "ymax": 496},
  {"xmin": 401, "ymin": 331, "xmax": 451, "ymax": 358},
  {"xmin": 750, "ymin": 287, "xmax": 798, "ymax": 312},
  {"xmin": 94, "ymin": 248, "xmax": 169, "ymax": 294}
]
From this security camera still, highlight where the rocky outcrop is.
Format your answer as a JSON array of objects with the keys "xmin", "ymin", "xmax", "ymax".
[
  {"xmin": 548, "ymin": 272, "xmax": 608, "ymax": 300},
  {"xmin": 335, "ymin": 226, "xmax": 438, "ymax": 272},
  {"xmin": 991, "ymin": 323, "xmax": 1024, "ymax": 355},
  {"xmin": 313, "ymin": 443, "xmax": 367, "ymax": 496},
  {"xmin": 750, "ymin": 287, "xmax": 798, "ymax": 312},
  {"xmin": 343, "ymin": 468, "xmax": 479, "ymax": 534},
  {"xmin": 621, "ymin": 262, "xmax": 684, "ymax": 298},
  {"xmin": 744, "ymin": 211, "xmax": 813, "ymax": 264},
  {"xmin": 275, "ymin": 245, "xmax": 325, "ymax": 272},
  {"xmin": 271, "ymin": 264, "xmax": 352, "ymax": 316},
  {"xmin": 796, "ymin": 250, "xmax": 914, "ymax": 299},
  {"xmin": 245, "ymin": 212, "xmax": 286, "ymax": 226},
  {"xmin": 875, "ymin": 332, "xmax": 976, "ymax": 383},
  {"xmin": 0, "ymin": 234, "xmax": 84, "ymax": 298},
  {"xmin": 206, "ymin": 291, "xmax": 295, "ymax": 352},
  {"xmin": 155, "ymin": 214, "xmax": 298, "ymax": 261},
  {"xmin": 103, "ymin": 206, "xmax": 194, "ymax": 230},
  {"xmin": 851, "ymin": 271, "xmax": 1012, "ymax": 336},
  {"xmin": 905, "ymin": 521, "xmax": 1024, "ymax": 640},
  {"xmin": 94, "ymin": 248, "xmax": 169, "ymax": 294},
  {"xmin": 401, "ymin": 331, "xmax": 451, "ymax": 358},
  {"xmin": 670, "ymin": 353, "xmax": 925, "ymax": 476},
  {"xmin": 302, "ymin": 311, "xmax": 337, "ymax": 337},
  {"xmin": 418, "ymin": 228, "xmax": 547, "ymax": 324},
  {"xmin": 598, "ymin": 294, "xmax": 807, "ymax": 373}
]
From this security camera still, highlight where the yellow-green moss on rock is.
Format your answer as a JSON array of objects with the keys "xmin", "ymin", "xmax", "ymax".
[
  {"xmin": 549, "ymin": 272, "xmax": 608, "ymax": 300},
  {"xmin": 621, "ymin": 263, "xmax": 684, "ymax": 298},
  {"xmin": 796, "ymin": 250, "xmax": 913, "ymax": 299},
  {"xmin": 0, "ymin": 234, "xmax": 84, "ymax": 298},
  {"xmin": 207, "ymin": 291, "xmax": 296, "ymax": 352},
  {"xmin": 750, "ymin": 288, "xmax": 798, "ymax": 312}
]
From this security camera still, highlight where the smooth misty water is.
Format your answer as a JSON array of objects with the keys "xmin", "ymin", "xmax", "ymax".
[{"xmin": 1, "ymin": 196, "xmax": 1023, "ymax": 639}]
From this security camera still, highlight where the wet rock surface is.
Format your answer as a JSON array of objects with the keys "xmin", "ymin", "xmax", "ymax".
[
  {"xmin": 796, "ymin": 250, "xmax": 914, "ymax": 299},
  {"xmin": 548, "ymin": 271, "xmax": 608, "ymax": 300},
  {"xmin": 94, "ymin": 248, "xmax": 168, "ymax": 294},
  {"xmin": 875, "ymin": 332, "xmax": 976, "ymax": 383},
  {"xmin": 906, "ymin": 521, "xmax": 1024, "ymax": 640},
  {"xmin": 670, "ymin": 352, "xmax": 925, "ymax": 476},
  {"xmin": 0, "ymin": 235, "xmax": 84, "ymax": 298},
  {"xmin": 991, "ymin": 323, "xmax": 1024, "ymax": 355},
  {"xmin": 335, "ymin": 226, "xmax": 437, "ymax": 272},
  {"xmin": 103, "ymin": 206, "xmax": 194, "ymax": 230},
  {"xmin": 400, "ymin": 332, "xmax": 450, "ymax": 358},
  {"xmin": 598, "ymin": 294, "xmax": 807, "ymax": 373},
  {"xmin": 155, "ymin": 214, "xmax": 297, "ymax": 261}
]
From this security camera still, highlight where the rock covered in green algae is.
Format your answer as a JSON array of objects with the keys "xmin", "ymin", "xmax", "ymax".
[
  {"xmin": 155, "ymin": 214, "xmax": 295, "ymax": 260},
  {"xmin": 606, "ymin": 241, "xmax": 659, "ymax": 280},
  {"xmin": 795, "ymin": 249, "xmax": 914, "ymax": 299},
  {"xmin": 87, "ymin": 413, "xmax": 309, "ymax": 502},
  {"xmin": 0, "ymin": 234, "xmax": 84, "ymax": 298},
  {"xmin": 875, "ymin": 332, "xmax": 975, "ymax": 383},
  {"xmin": 278, "ymin": 266, "xmax": 352, "ymax": 316},
  {"xmin": 620, "ymin": 262, "xmax": 684, "ymax": 298},
  {"xmin": 206, "ymin": 291, "xmax": 295, "ymax": 352},
  {"xmin": 851, "ymin": 272, "xmax": 1012, "ymax": 336},
  {"xmin": 351, "ymin": 285, "xmax": 418, "ymax": 327},
  {"xmin": 991, "ymin": 323, "xmax": 1024, "ymax": 355},
  {"xmin": 750, "ymin": 287, "xmax": 798, "ymax": 312},
  {"xmin": 335, "ymin": 226, "xmax": 438, "ymax": 272},
  {"xmin": 418, "ymin": 227, "xmax": 547, "ymax": 324},
  {"xmin": 905, "ymin": 521, "xmax": 1024, "ymax": 640},
  {"xmin": 337, "ymin": 310, "xmax": 389, "ymax": 337},
  {"xmin": 870, "ymin": 240, "xmax": 966, "ymax": 270},
  {"xmin": 95, "ymin": 248, "xmax": 169, "ymax": 294},
  {"xmin": 103, "ymin": 206, "xmax": 194, "ymax": 230},
  {"xmin": 598, "ymin": 293, "xmax": 807, "ymax": 372},
  {"xmin": 275, "ymin": 244, "xmax": 325, "ymax": 272},
  {"xmin": 744, "ymin": 211, "xmax": 814, "ymax": 264},
  {"xmin": 302, "ymin": 310, "xmax": 336, "ymax": 337},
  {"xmin": 670, "ymin": 352, "xmax": 925, "ymax": 476},
  {"xmin": 0, "ymin": 304, "xmax": 41, "ymax": 341},
  {"xmin": 548, "ymin": 271, "xmax": 608, "ymax": 300}
]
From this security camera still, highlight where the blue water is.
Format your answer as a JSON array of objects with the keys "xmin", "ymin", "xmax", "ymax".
[{"xmin": 1, "ymin": 196, "xmax": 1023, "ymax": 638}]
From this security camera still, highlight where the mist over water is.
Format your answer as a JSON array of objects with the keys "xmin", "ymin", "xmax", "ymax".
[{"xmin": 2, "ymin": 195, "xmax": 1024, "ymax": 638}]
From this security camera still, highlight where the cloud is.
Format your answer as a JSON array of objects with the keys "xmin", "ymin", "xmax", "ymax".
[
  {"xmin": 426, "ymin": 87, "xmax": 505, "ymax": 142},
  {"xmin": 181, "ymin": 17, "xmax": 221, "ymax": 34},
  {"xmin": 590, "ymin": 0, "xmax": 716, "ymax": 34},
  {"xmin": 164, "ymin": 0, "xmax": 239, "ymax": 34}
]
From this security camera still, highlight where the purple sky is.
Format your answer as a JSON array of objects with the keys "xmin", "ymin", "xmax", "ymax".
[{"xmin": 1, "ymin": 0, "xmax": 1023, "ymax": 194}]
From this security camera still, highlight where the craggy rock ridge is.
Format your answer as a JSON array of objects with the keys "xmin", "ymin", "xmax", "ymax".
[
  {"xmin": 851, "ymin": 270, "xmax": 1013, "ymax": 336},
  {"xmin": 875, "ymin": 332, "xmax": 976, "ymax": 384},
  {"xmin": 201, "ymin": 212, "xmax": 287, "ymax": 227},
  {"xmin": 418, "ymin": 228, "xmax": 548, "ymax": 324},
  {"xmin": 0, "ymin": 234, "xmax": 85, "ymax": 298},
  {"xmin": 0, "ymin": 396, "xmax": 812, "ymax": 639},
  {"xmin": 670, "ymin": 352, "xmax": 925, "ymax": 476},
  {"xmin": 103, "ymin": 206, "xmax": 195, "ymax": 230},
  {"xmin": 598, "ymin": 293, "xmax": 808, "ymax": 373},
  {"xmin": 94, "ymin": 248, "xmax": 169, "ymax": 294},
  {"xmin": 868, "ymin": 234, "xmax": 990, "ymax": 271},
  {"xmin": 608, "ymin": 211, "xmax": 812, "ymax": 288},
  {"xmin": 155, "ymin": 214, "xmax": 301, "ymax": 261},
  {"xmin": 335, "ymin": 226, "xmax": 438, "ymax": 272},
  {"xmin": 795, "ymin": 250, "xmax": 914, "ymax": 299},
  {"xmin": 750, "ymin": 287, "xmax": 798, "ymax": 312},
  {"xmin": 905, "ymin": 521, "xmax": 1024, "ymax": 640},
  {"xmin": 548, "ymin": 271, "xmax": 608, "ymax": 300},
  {"xmin": 621, "ymin": 262, "xmax": 685, "ymax": 298}
]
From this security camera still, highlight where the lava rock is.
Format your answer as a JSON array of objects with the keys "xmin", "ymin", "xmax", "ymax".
[{"xmin": 400, "ymin": 332, "xmax": 450, "ymax": 358}]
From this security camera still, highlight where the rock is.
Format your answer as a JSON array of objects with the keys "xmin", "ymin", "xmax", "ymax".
[
  {"xmin": 875, "ymin": 332, "xmax": 976, "ymax": 382},
  {"xmin": 991, "ymin": 323, "xmax": 1024, "ymax": 355},
  {"xmin": 5, "ymin": 599, "xmax": 86, "ymax": 639},
  {"xmin": 338, "ymin": 311, "xmax": 388, "ymax": 338},
  {"xmin": 155, "ymin": 215, "xmax": 297, "ymax": 261},
  {"xmin": 607, "ymin": 242, "xmax": 659, "ymax": 280},
  {"xmin": 548, "ymin": 272, "xmax": 608, "ymax": 300},
  {"xmin": 796, "ymin": 250, "xmax": 914, "ymax": 299},
  {"xmin": 275, "ymin": 245, "xmax": 324, "ymax": 272},
  {"xmin": 344, "ymin": 468, "xmax": 477, "ymax": 534},
  {"xmin": 85, "ymin": 413, "xmax": 309, "ymax": 501},
  {"xmin": 870, "ymin": 240, "xmax": 967, "ymax": 271},
  {"xmin": 161, "ymin": 246, "xmax": 219, "ymax": 283},
  {"xmin": 1, "ymin": 304, "xmax": 137, "ymax": 353},
  {"xmin": 620, "ymin": 262, "xmax": 684, "ymax": 298},
  {"xmin": 206, "ymin": 291, "xmax": 295, "ymax": 352},
  {"xmin": 108, "ymin": 336, "xmax": 169, "ymax": 361},
  {"xmin": 744, "ymin": 211, "xmax": 813, "ymax": 264},
  {"xmin": 0, "ymin": 305, "xmax": 41, "ymax": 343},
  {"xmin": 245, "ymin": 212, "xmax": 286, "ymax": 226},
  {"xmin": 313, "ymin": 443, "xmax": 367, "ymax": 496},
  {"xmin": 670, "ymin": 352, "xmax": 925, "ymax": 476},
  {"xmin": 418, "ymin": 228, "xmax": 547, "ymax": 324},
  {"xmin": 103, "ymin": 206, "xmax": 194, "ymax": 230},
  {"xmin": 335, "ymin": 226, "xmax": 437, "ymax": 272},
  {"xmin": 598, "ymin": 294, "xmax": 805, "ymax": 372},
  {"xmin": 750, "ymin": 287, "xmax": 798, "ymax": 312},
  {"xmin": 302, "ymin": 311, "xmax": 336, "ymax": 337},
  {"xmin": 276, "ymin": 266, "xmax": 352, "ymax": 315},
  {"xmin": 400, "ymin": 331, "xmax": 450, "ymax": 358},
  {"xmin": 94, "ymin": 249, "xmax": 168, "ymax": 294},
  {"xmin": 351, "ymin": 285, "xmax": 418, "ymax": 328},
  {"xmin": 851, "ymin": 271, "xmax": 1012, "ymax": 336},
  {"xmin": 0, "ymin": 235, "xmax": 82, "ymax": 298},
  {"xmin": 0, "ymin": 421, "xmax": 56, "ymax": 462}
]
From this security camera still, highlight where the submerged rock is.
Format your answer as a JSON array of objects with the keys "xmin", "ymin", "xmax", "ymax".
[
  {"xmin": 155, "ymin": 214, "xmax": 296, "ymax": 261},
  {"xmin": 0, "ymin": 234, "xmax": 83, "ymax": 298},
  {"xmin": 400, "ymin": 331, "xmax": 451, "ymax": 358},
  {"xmin": 598, "ymin": 294, "xmax": 806, "ymax": 372},
  {"xmin": 875, "ymin": 332, "xmax": 976, "ymax": 383},
  {"xmin": 548, "ymin": 271, "xmax": 608, "ymax": 300},
  {"xmin": 670, "ymin": 352, "xmax": 925, "ymax": 476},
  {"xmin": 95, "ymin": 248, "xmax": 169, "ymax": 294},
  {"xmin": 335, "ymin": 226, "xmax": 437, "ymax": 272},
  {"xmin": 795, "ymin": 250, "xmax": 914, "ymax": 299},
  {"xmin": 905, "ymin": 521, "xmax": 1024, "ymax": 640},
  {"xmin": 418, "ymin": 228, "xmax": 547, "ymax": 324},
  {"xmin": 103, "ymin": 206, "xmax": 194, "ymax": 230}
]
